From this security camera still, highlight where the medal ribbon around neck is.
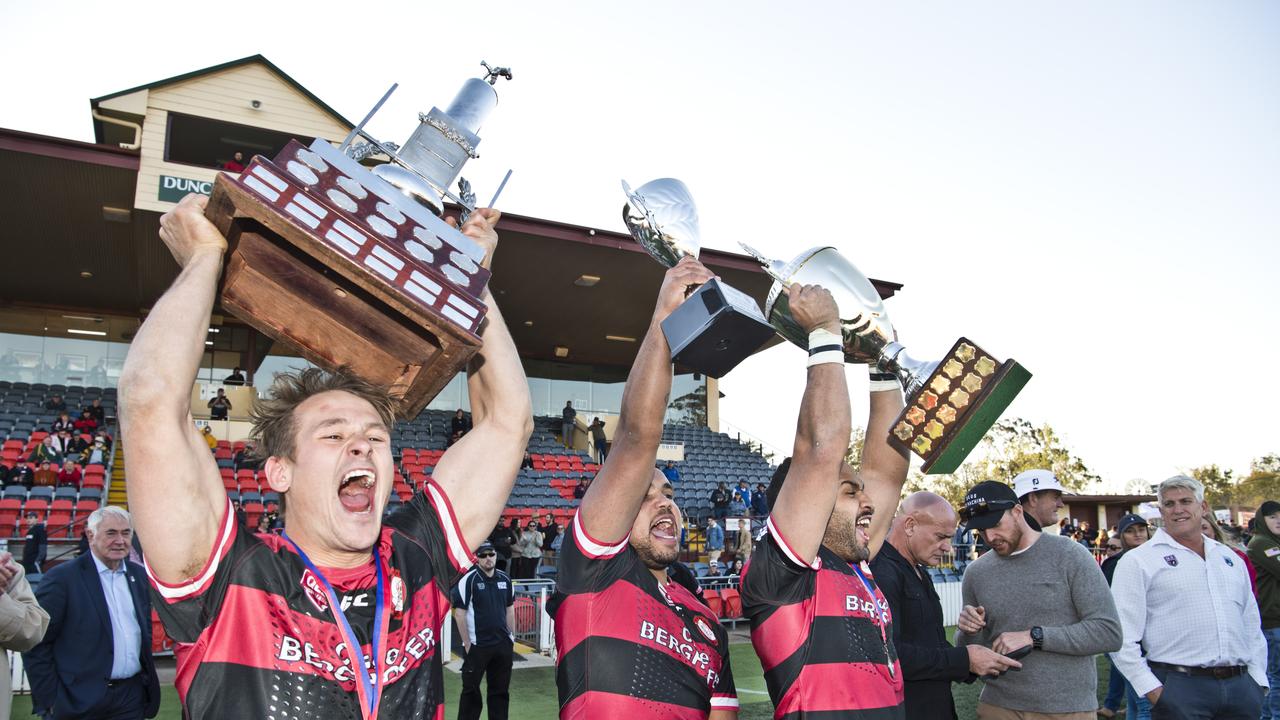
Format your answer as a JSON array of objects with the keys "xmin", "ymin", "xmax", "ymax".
[
  {"xmin": 852, "ymin": 562, "xmax": 896, "ymax": 678},
  {"xmin": 284, "ymin": 533, "xmax": 390, "ymax": 719}
]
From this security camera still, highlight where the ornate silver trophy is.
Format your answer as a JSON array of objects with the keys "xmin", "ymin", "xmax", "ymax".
[
  {"xmin": 739, "ymin": 244, "xmax": 1031, "ymax": 474},
  {"xmin": 621, "ymin": 178, "xmax": 777, "ymax": 378}
]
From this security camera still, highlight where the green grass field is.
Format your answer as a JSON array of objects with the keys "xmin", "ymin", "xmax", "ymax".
[{"xmin": 9, "ymin": 632, "xmax": 1112, "ymax": 719}]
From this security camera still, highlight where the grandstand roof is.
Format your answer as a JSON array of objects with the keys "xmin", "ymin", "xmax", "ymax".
[{"xmin": 0, "ymin": 54, "xmax": 904, "ymax": 371}]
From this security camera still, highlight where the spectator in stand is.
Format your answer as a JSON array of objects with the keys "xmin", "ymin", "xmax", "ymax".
[
  {"xmin": 57, "ymin": 460, "xmax": 82, "ymax": 489},
  {"xmin": 588, "ymin": 417, "xmax": 608, "ymax": 463},
  {"xmin": 0, "ymin": 548, "xmax": 49, "ymax": 720},
  {"xmin": 222, "ymin": 366, "xmax": 246, "ymax": 386},
  {"xmin": 540, "ymin": 512, "xmax": 559, "ymax": 566},
  {"xmin": 750, "ymin": 482, "xmax": 769, "ymax": 518},
  {"xmin": 707, "ymin": 559, "xmax": 720, "ymax": 577},
  {"xmin": 85, "ymin": 434, "xmax": 109, "ymax": 466},
  {"xmin": 255, "ymin": 512, "xmax": 272, "ymax": 535},
  {"xmin": 705, "ymin": 517, "xmax": 724, "ymax": 565},
  {"xmin": 451, "ymin": 409, "xmax": 472, "ymax": 439},
  {"xmin": 29, "ymin": 436, "xmax": 61, "ymax": 465},
  {"xmin": 512, "ymin": 519, "xmax": 542, "ymax": 580},
  {"xmin": 32, "ymin": 461, "xmax": 57, "ymax": 488},
  {"xmin": 206, "ymin": 388, "xmax": 232, "ymax": 420},
  {"xmin": 24, "ymin": 506, "xmax": 161, "ymax": 720},
  {"xmin": 572, "ymin": 477, "xmax": 588, "ymax": 500},
  {"xmin": 21, "ymin": 513, "xmax": 47, "ymax": 576},
  {"xmin": 520, "ymin": 452, "xmax": 533, "ymax": 470},
  {"xmin": 232, "ymin": 501, "xmax": 247, "ymax": 528},
  {"xmin": 10, "ymin": 464, "xmax": 34, "ymax": 490},
  {"xmin": 51, "ymin": 412, "xmax": 74, "ymax": 436},
  {"xmin": 873, "ymin": 492, "xmax": 1017, "ymax": 719},
  {"xmin": 955, "ymin": 480, "xmax": 1121, "ymax": 719},
  {"xmin": 1204, "ymin": 514, "xmax": 1257, "ymax": 597},
  {"xmin": 734, "ymin": 516, "xmax": 753, "ymax": 560},
  {"xmin": 221, "ymin": 151, "xmax": 246, "ymax": 172},
  {"xmin": 727, "ymin": 490, "xmax": 747, "ymax": 518},
  {"xmin": 0, "ymin": 464, "xmax": 10, "ymax": 488},
  {"xmin": 710, "ymin": 482, "xmax": 729, "ymax": 520},
  {"xmin": 200, "ymin": 425, "xmax": 217, "ymax": 451},
  {"xmin": 49, "ymin": 429, "xmax": 74, "ymax": 459},
  {"xmin": 84, "ymin": 398, "xmax": 106, "ymax": 426},
  {"xmin": 1012, "ymin": 469, "xmax": 1070, "ymax": 532},
  {"xmin": 662, "ymin": 460, "xmax": 681, "ymax": 484},
  {"xmin": 1077, "ymin": 520, "xmax": 1096, "ymax": 549},
  {"xmin": 489, "ymin": 521, "xmax": 514, "ymax": 573},
  {"xmin": 561, "ymin": 401, "xmax": 576, "ymax": 448},
  {"xmin": 1099, "ymin": 514, "xmax": 1152, "ymax": 720},
  {"xmin": 729, "ymin": 557, "xmax": 744, "ymax": 576},
  {"xmin": 1111, "ymin": 475, "xmax": 1266, "ymax": 718},
  {"xmin": 233, "ymin": 441, "xmax": 261, "ymax": 471},
  {"xmin": 1057, "ymin": 517, "xmax": 1075, "ymax": 536},
  {"xmin": 1247, "ymin": 500, "xmax": 1280, "ymax": 720},
  {"xmin": 43, "ymin": 394, "xmax": 66, "ymax": 413},
  {"xmin": 73, "ymin": 409, "xmax": 98, "ymax": 435},
  {"xmin": 67, "ymin": 432, "xmax": 90, "ymax": 462}
]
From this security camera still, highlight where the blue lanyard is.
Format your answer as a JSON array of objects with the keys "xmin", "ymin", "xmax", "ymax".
[
  {"xmin": 852, "ymin": 563, "xmax": 896, "ymax": 677},
  {"xmin": 283, "ymin": 534, "xmax": 386, "ymax": 718}
]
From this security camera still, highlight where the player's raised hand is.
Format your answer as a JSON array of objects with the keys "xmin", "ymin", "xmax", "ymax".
[
  {"xmin": 655, "ymin": 256, "xmax": 715, "ymax": 321},
  {"xmin": 787, "ymin": 283, "xmax": 840, "ymax": 334},
  {"xmin": 158, "ymin": 193, "xmax": 227, "ymax": 268},
  {"xmin": 447, "ymin": 208, "xmax": 501, "ymax": 268}
]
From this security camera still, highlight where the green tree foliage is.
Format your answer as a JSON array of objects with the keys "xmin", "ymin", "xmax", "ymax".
[
  {"xmin": 1241, "ymin": 454, "xmax": 1280, "ymax": 505},
  {"xmin": 1189, "ymin": 464, "xmax": 1238, "ymax": 508}
]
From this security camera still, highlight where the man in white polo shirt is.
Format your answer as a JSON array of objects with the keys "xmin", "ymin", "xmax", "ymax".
[
  {"xmin": 1111, "ymin": 475, "xmax": 1267, "ymax": 719},
  {"xmin": 1012, "ymin": 469, "xmax": 1071, "ymax": 533}
]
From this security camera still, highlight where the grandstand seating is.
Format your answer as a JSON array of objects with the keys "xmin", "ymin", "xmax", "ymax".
[{"xmin": 0, "ymin": 383, "xmax": 116, "ymax": 541}]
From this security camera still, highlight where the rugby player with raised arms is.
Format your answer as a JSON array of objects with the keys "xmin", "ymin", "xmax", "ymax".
[
  {"xmin": 118, "ymin": 192, "xmax": 532, "ymax": 719},
  {"xmin": 741, "ymin": 283, "xmax": 912, "ymax": 720},
  {"xmin": 547, "ymin": 256, "xmax": 738, "ymax": 719}
]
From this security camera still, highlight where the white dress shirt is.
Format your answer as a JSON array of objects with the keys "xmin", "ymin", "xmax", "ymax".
[
  {"xmin": 1110, "ymin": 528, "xmax": 1267, "ymax": 696},
  {"xmin": 91, "ymin": 553, "xmax": 143, "ymax": 679}
]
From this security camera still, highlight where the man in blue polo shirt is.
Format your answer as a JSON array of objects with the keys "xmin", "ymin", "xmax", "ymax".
[{"xmin": 452, "ymin": 542, "xmax": 516, "ymax": 720}]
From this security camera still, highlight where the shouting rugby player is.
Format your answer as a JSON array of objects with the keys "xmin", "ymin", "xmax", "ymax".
[
  {"xmin": 120, "ymin": 193, "xmax": 532, "ymax": 718},
  {"xmin": 548, "ymin": 256, "xmax": 738, "ymax": 719},
  {"xmin": 741, "ymin": 284, "xmax": 911, "ymax": 719}
]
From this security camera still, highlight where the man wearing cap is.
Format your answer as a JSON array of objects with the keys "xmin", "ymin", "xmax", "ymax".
[
  {"xmin": 1011, "ymin": 469, "xmax": 1070, "ymax": 533},
  {"xmin": 452, "ymin": 542, "xmax": 516, "ymax": 720},
  {"xmin": 1099, "ymin": 513, "xmax": 1151, "ymax": 720},
  {"xmin": 1112, "ymin": 475, "xmax": 1266, "ymax": 720},
  {"xmin": 955, "ymin": 480, "xmax": 1121, "ymax": 719},
  {"xmin": 871, "ymin": 492, "xmax": 1020, "ymax": 719}
]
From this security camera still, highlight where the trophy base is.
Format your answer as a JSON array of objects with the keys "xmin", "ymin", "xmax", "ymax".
[
  {"xmin": 206, "ymin": 174, "xmax": 483, "ymax": 420},
  {"xmin": 887, "ymin": 338, "xmax": 1032, "ymax": 475},
  {"xmin": 661, "ymin": 278, "xmax": 777, "ymax": 378}
]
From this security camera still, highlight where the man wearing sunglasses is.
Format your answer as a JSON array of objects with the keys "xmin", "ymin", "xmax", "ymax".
[
  {"xmin": 955, "ymin": 481, "xmax": 1121, "ymax": 719},
  {"xmin": 452, "ymin": 543, "xmax": 516, "ymax": 720}
]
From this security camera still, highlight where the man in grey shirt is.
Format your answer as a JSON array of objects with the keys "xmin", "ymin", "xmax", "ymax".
[{"xmin": 955, "ymin": 480, "xmax": 1121, "ymax": 719}]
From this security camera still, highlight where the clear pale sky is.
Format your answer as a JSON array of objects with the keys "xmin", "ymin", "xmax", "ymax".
[{"xmin": 4, "ymin": 1, "xmax": 1277, "ymax": 489}]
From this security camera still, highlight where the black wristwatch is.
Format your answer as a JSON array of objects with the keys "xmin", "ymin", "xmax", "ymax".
[{"xmin": 1030, "ymin": 626, "xmax": 1044, "ymax": 650}]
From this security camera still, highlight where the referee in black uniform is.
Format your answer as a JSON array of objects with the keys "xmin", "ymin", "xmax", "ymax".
[{"xmin": 452, "ymin": 542, "xmax": 516, "ymax": 720}]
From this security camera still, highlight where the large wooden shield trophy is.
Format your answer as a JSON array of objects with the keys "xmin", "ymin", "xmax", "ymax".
[{"xmin": 204, "ymin": 63, "xmax": 513, "ymax": 418}]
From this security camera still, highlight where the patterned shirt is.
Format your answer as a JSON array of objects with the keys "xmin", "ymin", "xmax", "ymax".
[
  {"xmin": 548, "ymin": 512, "xmax": 737, "ymax": 719},
  {"xmin": 146, "ymin": 480, "xmax": 473, "ymax": 719},
  {"xmin": 1111, "ymin": 527, "xmax": 1268, "ymax": 696},
  {"xmin": 741, "ymin": 517, "xmax": 904, "ymax": 720}
]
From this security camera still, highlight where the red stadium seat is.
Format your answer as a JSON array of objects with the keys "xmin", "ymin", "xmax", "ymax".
[
  {"xmin": 513, "ymin": 596, "xmax": 538, "ymax": 634},
  {"xmin": 703, "ymin": 589, "xmax": 723, "ymax": 617},
  {"xmin": 82, "ymin": 473, "xmax": 105, "ymax": 490},
  {"xmin": 23, "ymin": 499, "xmax": 48, "ymax": 521},
  {"xmin": 719, "ymin": 588, "xmax": 742, "ymax": 619}
]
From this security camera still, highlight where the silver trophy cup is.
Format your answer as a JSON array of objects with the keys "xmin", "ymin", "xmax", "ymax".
[
  {"xmin": 621, "ymin": 179, "xmax": 776, "ymax": 378},
  {"xmin": 739, "ymin": 243, "xmax": 1031, "ymax": 474}
]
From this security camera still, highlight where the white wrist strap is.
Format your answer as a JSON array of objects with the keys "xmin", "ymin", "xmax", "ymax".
[{"xmin": 807, "ymin": 329, "xmax": 844, "ymax": 368}]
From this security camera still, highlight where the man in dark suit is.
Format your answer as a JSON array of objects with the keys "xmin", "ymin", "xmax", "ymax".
[{"xmin": 24, "ymin": 506, "xmax": 160, "ymax": 720}]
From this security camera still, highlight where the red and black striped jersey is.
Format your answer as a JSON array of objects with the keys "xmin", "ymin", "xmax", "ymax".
[
  {"xmin": 145, "ymin": 479, "xmax": 474, "ymax": 719},
  {"xmin": 741, "ymin": 517, "xmax": 904, "ymax": 720},
  {"xmin": 548, "ymin": 512, "xmax": 737, "ymax": 719}
]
